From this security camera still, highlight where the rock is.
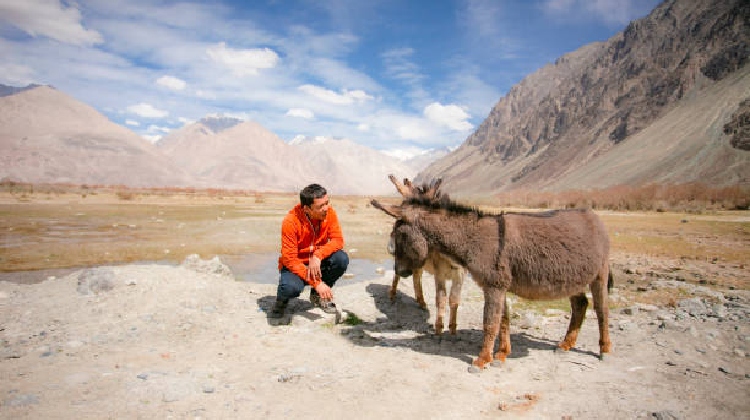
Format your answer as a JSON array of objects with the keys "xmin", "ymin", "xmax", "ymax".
[
  {"xmin": 652, "ymin": 410, "xmax": 681, "ymax": 419},
  {"xmin": 4, "ymin": 394, "xmax": 39, "ymax": 407},
  {"xmin": 181, "ymin": 254, "xmax": 233, "ymax": 277},
  {"xmin": 517, "ymin": 312, "xmax": 538, "ymax": 329},
  {"xmin": 678, "ymin": 297, "xmax": 709, "ymax": 317},
  {"xmin": 76, "ymin": 267, "xmax": 115, "ymax": 295}
]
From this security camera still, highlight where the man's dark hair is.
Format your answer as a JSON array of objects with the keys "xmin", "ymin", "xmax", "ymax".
[{"xmin": 300, "ymin": 183, "xmax": 327, "ymax": 206}]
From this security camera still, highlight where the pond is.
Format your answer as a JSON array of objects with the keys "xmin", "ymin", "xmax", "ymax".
[{"xmin": 220, "ymin": 253, "xmax": 393, "ymax": 285}]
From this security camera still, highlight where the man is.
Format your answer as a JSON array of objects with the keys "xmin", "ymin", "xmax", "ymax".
[{"xmin": 270, "ymin": 183, "xmax": 349, "ymax": 318}]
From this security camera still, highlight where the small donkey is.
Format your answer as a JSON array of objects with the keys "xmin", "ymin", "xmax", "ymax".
[{"xmin": 386, "ymin": 175, "xmax": 466, "ymax": 335}]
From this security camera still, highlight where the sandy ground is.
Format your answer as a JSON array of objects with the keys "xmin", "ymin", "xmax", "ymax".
[{"xmin": 1, "ymin": 256, "xmax": 748, "ymax": 419}]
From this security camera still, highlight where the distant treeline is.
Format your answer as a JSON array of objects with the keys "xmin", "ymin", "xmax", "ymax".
[
  {"xmin": 492, "ymin": 183, "xmax": 750, "ymax": 212},
  {"xmin": 2, "ymin": 179, "xmax": 748, "ymax": 212},
  {"xmin": 0, "ymin": 180, "xmax": 261, "ymax": 199}
]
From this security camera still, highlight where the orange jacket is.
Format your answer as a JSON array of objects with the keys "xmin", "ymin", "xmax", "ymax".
[{"xmin": 277, "ymin": 204, "xmax": 344, "ymax": 287}]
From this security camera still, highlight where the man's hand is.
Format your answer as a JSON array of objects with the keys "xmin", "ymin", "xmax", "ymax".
[
  {"xmin": 314, "ymin": 282, "xmax": 334, "ymax": 300},
  {"xmin": 308, "ymin": 255, "xmax": 322, "ymax": 281}
]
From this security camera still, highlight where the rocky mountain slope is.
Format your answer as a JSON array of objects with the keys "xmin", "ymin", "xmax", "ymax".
[
  {"xmin": 0, "ymin": 86, "xmax": 194, "ymax": 187},
  {"xmin": 417, "ymin": 0, "xmax": 750, "ymax": 196}
]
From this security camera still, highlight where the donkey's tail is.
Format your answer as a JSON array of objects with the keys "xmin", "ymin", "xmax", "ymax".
[{"xmin": 607, "ymin": 268, "xmax": 614, "ymax": 292}]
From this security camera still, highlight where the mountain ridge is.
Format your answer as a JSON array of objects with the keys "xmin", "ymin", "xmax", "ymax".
[{"xmin": 417, "ymin": 0, "xmax": 750, "ymax": 197}]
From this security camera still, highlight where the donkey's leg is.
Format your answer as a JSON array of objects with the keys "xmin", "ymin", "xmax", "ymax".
[
  {"xmin": 474, "ymin": 287, "xmax": 504, "ymax": 369},
  {"xmin": 591, "ymin": 267, "xmax": 612, "ymax": 357},
  {"xmin": 494, "ymin": 296, "xmax": 511, "ymax": 362},
  {"xmin": 389, "ymin": 273, "xmax": 400, "ymax": 302},
  {"xmin": 412, "ymin": 268, "xmax": 427, "ymax": 309},
  {"xmin": 447, "ymin": 272, "xmax": 463, "ymax": 335},
  {"xmin": 434, "ymin": 273, "xmax": 447, "ymax": 334},
  {"xmin": 559, "ymin": 293, "xmax": 588, "ymax": 351}
]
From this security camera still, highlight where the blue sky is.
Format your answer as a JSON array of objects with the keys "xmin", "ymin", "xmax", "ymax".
[{"xmin": 0, "ymin": 0, "xmax": 660, "ymax": 158}]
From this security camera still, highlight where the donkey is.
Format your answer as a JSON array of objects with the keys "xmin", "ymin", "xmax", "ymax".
[
  {"xmin": 372, "ymin": 184, "xmax": 611, "ymax": 370},
  {"xmin": 385, "ymin": 175, "xmax": 467, "ymax": 335}
]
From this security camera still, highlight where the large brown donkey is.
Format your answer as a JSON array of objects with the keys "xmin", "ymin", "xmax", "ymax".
[{"xmin": 371, "ymin": 185, "xmax": 612, "ymax": 371}]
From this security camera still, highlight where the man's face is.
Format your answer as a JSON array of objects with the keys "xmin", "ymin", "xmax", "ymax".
[{"xmin": 306, "ymin": 195, "xmax": 329, "ymax": 221}]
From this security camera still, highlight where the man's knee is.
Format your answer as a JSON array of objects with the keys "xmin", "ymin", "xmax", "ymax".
[
  {"xmin": 278, "ymin": 270, "xmax": 305, "ymax": 300},
  {"xmin": 328, "ymin": 250, "xmax": 349, "ymax": 270}
]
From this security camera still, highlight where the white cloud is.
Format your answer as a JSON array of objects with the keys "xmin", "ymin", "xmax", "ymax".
[
  {"xmin": 357, "ymin": 123, "xmax": 370, "ymax": 131},
  {"xmin": 423, "ymin": 102, "xmax": 473, "ymax": 131},
  {"xmin": 0, "ymin": 62, "xmax": 36, "ymax": 85},
  {"xmin": 0, "ymin": 0, "xmax": 103, "ymax": 46},
  {"xmin": 206, "ymin": 42, "xmax": 279, "ymax": 76},
  {"xmin": 381, "ymin": 47, "xmax": 423, "ymax": 85},
  {"xmin": 195, "ymin": 90, "xmax": 217, "ymax": 100},
  {"xmin": 142, "ymin": 134, "xmax": 161, "ymax": 143},
  {"xmin": 156, "ymin": 75, "xmax": 186, "ymax": 91},
  {"xmin": 125, "ymin": 119, "xmax": 139, "ymax": 126},
  {"xmin": 463, "ymin": 0, "xmax": 505, "ymax": 41},
  {"xmin": 127, "ymin": 102, "xmax": 168, "ymax": 118},
  {"xmin": 382, "ymin": 147, "xmax": 430, "ymax": 161},
  {"xmin": 539, "ymin": 0, "xmax": 659, "ymax": 26},
  {"xmin": 396, "ymin": 121, "xmax": 430, "ymax": 140},
  {"xmin": 146, "ymin": 124, "xmax": 171, "ymax": 134},
  {"xmin": 140, "ymin": 124, "xmax": 171, "ymax": 143},
  {"xmin": 286, "ymin": 108, "xmax": 315, "ymax": 119},
  {"xmin": 299, "ymin": 84, "xmax": 373, "ymax": 105}
]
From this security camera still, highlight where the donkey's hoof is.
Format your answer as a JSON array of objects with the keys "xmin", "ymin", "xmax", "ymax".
[
  {"xmin": 553, "ymin": 346, "xmax": 570, "ymax": 355},
  {"xmin": 490, "ymin": 360, "xmax": 504, "ymax": 368}
]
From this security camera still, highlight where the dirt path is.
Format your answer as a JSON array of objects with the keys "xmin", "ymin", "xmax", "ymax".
[{"xmin": 1, "ymin": 256, "xmax": 748, "ymax": 419}]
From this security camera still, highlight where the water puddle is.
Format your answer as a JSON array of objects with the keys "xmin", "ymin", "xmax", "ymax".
[
  {"xmin": 0, "ymin": 255, "xmax": 394, "ymax": 286},
  {"xmin": 220, "ymin": 253, "xmax": 393, "ymax": 285}
]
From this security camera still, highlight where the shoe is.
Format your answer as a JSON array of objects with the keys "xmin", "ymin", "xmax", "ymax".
[
  {"xmin": 269, "ymin": 299, "xmax": 288, "ymax": 318},
  {"xmin": 310, "ymin": 289, "xmax": 337, "ymax": 314},
  {"xmin": 318, "ymin": 299, "xmax": 338, "ymax": 314},
  {"xmin": 310, "ymin": 289, "xmax": 321, "ymax": 307}
]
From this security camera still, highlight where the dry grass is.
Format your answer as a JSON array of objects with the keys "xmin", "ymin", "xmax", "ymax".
[
  {"xmin": 1, "ymin": 185, "xmax": 747, "ymax": 310},
  {"xmin": 0, "ymin": 189, "xmax": 397, "ymax": 272}
]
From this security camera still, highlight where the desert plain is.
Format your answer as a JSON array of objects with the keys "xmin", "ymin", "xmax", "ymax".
[{"xmin": 0, "ymin": 188, "xmax": 748, "ymax": 419}]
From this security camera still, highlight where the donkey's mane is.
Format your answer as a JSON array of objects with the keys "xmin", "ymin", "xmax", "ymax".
[
  {"xmin": 404, "ymin": 196, "xmax": 493, "ymax": 217},
  {"xmin": 405, "ymin": 195, "xmax": 577, "ymax": 219}
]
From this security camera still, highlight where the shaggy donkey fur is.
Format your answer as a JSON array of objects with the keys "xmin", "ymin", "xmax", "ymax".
[{"xmin": 372, "ymin": 181, "xmax": 612, "ymax": 370}]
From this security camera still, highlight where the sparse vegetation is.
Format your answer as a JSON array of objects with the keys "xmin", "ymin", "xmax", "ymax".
[
  {"xmin": 1, "ymin": 183, "xmax": 747, "ymax": 299},
  {"xmin": 343, "ymin": 312, "xmax": 364, "ymax": 326},
  {"xmin": 492, "ymin": 182, "xmax": 750, "ymax": 212}
]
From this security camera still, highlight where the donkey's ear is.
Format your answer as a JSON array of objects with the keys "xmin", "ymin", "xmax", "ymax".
[
  {"xmin": 370, "ymin": 199, "xmax": 402, "ymax": 218},
  {"xmin": 388, "ymin": 174, "xmax": 412, "ymax": 197}
]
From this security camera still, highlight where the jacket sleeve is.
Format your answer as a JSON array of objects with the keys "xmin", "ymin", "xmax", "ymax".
[
  {"xmin": 279, "ymin": 214, "xmax": 315, "ymax": 285},
  {"xmin": 313, "ymin": 207, "xmax": 344, "ymax": 260}
]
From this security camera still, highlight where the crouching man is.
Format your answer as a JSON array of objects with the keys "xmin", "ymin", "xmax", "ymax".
[{"xmin": 270, "ymin": 183, "xmax": 349, "ymax": 318}]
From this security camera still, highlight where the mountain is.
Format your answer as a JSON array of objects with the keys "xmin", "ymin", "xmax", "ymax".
[
  {"xmin": 158, "ymin": 117, "xmax": 314, "ymax": 192},
  {"xmin": 417, "ymin": 0, "xmax": 750, "ymax": 197},
  {"xmin": 288, "ymin": 136, "xmax": 420, "ymax": 195},
  {"xmin": 0, "ymin": 85, "xmax": 194, "ymax": 187},
  {"xmin": 0, "ymin": 87, "xmax": 428, "ymax": 194},
  {"xmin": 402, "ymin": 147, "xmax": 452, "ymax": 173}
]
